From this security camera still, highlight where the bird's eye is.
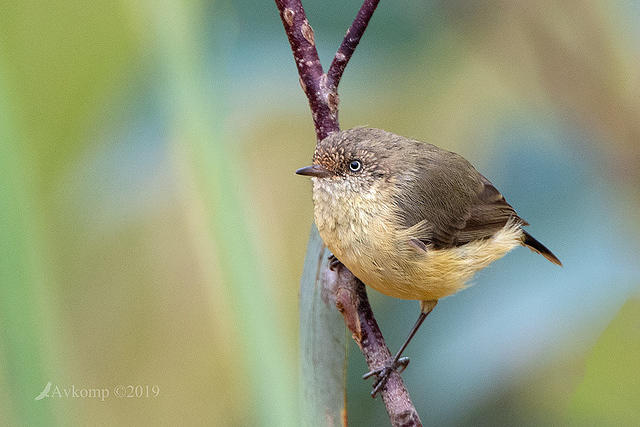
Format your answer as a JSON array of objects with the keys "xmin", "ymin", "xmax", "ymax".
[{"xmin": 349, "ymin": 160, "xmax": 362, "ymax": 172}]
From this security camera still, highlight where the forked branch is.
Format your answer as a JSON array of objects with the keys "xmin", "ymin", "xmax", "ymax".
[
  {"xmin": 274, "ymin": 1, "xmax": 422, "ymax": 425},
  {"xmin": 275, "ymin": 0, "xmax": 338, "ymax": 140}
]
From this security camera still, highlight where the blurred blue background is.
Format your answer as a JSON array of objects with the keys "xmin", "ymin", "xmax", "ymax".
[{"xmin": 1, "ymin": 1, "xmax": 639, "ymax": 425}]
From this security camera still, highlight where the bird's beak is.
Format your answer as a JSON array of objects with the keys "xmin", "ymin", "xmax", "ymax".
[{"xmin": 295, "ymin": 164, "xmax": 332, "ymax": 178}]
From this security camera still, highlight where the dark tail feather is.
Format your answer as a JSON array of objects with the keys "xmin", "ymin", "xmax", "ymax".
[{"xmin": 521, "ymin": 230, "xmax": 562, "ymax": 266}]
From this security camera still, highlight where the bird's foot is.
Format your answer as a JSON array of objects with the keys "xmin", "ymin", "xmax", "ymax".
[
  {"xmin": 328, "ymin": 254, "xmax": 342, "ymax": 271},
  {"xmin": 362, "ymin": 356, "xmax": 410, "ymax": 398}
]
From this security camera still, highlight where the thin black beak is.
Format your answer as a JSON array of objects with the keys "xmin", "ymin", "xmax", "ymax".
[{"xmin": 295, "ymin": 164, "xmax": 332, "ymax": 178}]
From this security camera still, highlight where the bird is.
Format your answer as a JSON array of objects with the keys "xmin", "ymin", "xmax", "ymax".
[{"xmin": 296, "ymin": 127, "xmax": 561, "ymax": 396}]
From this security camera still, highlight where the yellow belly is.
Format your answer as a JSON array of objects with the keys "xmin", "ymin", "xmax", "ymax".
[
  {"xmin": 321, "ymin": 221, "xmax": 523, "ymax": 301},
  {"xmin": 312, "ymin": 179, "xmax": 523, "ymax": 301}
]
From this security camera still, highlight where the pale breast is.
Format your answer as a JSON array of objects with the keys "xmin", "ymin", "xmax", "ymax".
[{"xmin": 312, "ymin": 176, "xmax": 416, "ymax": 297}]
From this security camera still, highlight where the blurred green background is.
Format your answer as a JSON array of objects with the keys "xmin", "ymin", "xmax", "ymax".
[{"xmin": 1, "ymin": 1, "xmax": 639, "ymax": 425}]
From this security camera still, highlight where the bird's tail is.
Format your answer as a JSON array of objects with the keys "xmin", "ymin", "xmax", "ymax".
[{"xmin": 521, "ymin": 230, "xmax": 562, "ymax": 266}]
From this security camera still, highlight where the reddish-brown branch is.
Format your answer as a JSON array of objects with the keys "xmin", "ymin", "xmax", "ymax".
[
  {"xmin": 327, "ymin": 0, "xmax": 381, "ymax": 89},
  {"xmin": 332, "ymin": 265, "xmax": 422, "ymax": 426},
  {"xmin": 275, "ymin": 1, "xmax": 421, "ymax": 425},
  {"xmin": 275, "ymin": 0, "xmax": 339, "ymax": 140}
]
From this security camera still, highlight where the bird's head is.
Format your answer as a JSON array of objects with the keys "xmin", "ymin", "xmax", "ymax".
[{"xmin": 296, "ymin": 128, "xmax": 403, "ymax": 196}]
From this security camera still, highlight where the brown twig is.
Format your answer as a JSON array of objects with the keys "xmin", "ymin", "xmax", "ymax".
[
  {"xmin": 275, "ymin": 0, "xmax": 338, "ymax": 140},
  {"xmin": 332, "ymin": 265, "xmax": 422, "ymax": 426},
  {"xmin": 327, "ymin": 0, "xmax": 381, "ymax": 90},
  {"xmin": 275, "ymin": 1, "xmax": 422, "ymax": 425}
]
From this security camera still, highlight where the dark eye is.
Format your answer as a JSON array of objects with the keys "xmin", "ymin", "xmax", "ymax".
[{"xmin": 349, "ymin": 160, "xmax": 362, "ymax": 172}]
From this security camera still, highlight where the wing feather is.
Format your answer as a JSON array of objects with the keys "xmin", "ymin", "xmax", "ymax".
[{"xmin": 393, "ymin": 149, "xmax": 525, "ymax": 248}]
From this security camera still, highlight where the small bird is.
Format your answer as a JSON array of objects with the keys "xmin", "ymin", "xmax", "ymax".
[{"xmin": 296, "ymin": 127, "xmax": 561, "ymax": 396}]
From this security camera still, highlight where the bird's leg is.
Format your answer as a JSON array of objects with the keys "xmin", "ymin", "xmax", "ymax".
[
  {"xmin": 363, "ymin": 312, "xmax": 427, "ymax": 397},
  {"xmin": 364, "ymin": 300, "xmax": 437, "ymax": 398}
]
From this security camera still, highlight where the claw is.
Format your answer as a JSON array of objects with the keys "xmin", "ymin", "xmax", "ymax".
[
  {"xmin": 362, "ymin": 367, "xmax": 383, "ymax": 380},
  {"xmin": 328, "ymin": 254, "xmax": 342, "ymax": 270},
  {"xmin": 395, "ymin": 357, "xmax": 410, "ymax": 374},
  {"xmin": 363, "ymin": 356, "xmax": 411, "ymax": 398},
  {"xmin": 371, "ymin": 367, "xmax": 392, "ymax": 397}
]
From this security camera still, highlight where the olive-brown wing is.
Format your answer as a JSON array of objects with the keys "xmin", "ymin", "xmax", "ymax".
[{"xmin": 394, "ymin": 155, "xmax": 525, "ymax": 249}]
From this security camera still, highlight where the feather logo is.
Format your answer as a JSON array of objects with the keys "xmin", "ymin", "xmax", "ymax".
[{"xmin": 34, "ymin": 382, "xmax": 52, "ymax": 400}]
